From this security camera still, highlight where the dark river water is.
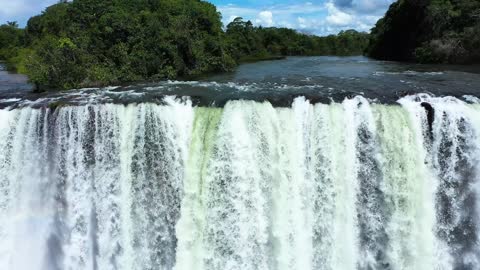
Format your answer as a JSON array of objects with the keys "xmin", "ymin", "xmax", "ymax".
[{"xmin": 1, "ymin": 56, "xmax": 480, "ymax": 108}]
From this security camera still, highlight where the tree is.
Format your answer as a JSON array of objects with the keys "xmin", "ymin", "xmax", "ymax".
[
  {"xmin": 6, "ymin": 21, "xmax": 18, "ymax": 28},
  {"xmin": 368, "ymin": 0, "xmax": 480, "ymax": 63},
  {"xmin": 3, "ymin": 0, "xmax": 371, "ymax": 91},
  {"xmin": 0, "ymin": 21, "xmax": 25, "ymax": 69}
]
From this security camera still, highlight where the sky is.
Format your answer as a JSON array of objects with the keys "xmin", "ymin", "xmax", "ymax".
[{"xmin": 0, "ymin": 0, "xmax": 395, "ymax": 36}]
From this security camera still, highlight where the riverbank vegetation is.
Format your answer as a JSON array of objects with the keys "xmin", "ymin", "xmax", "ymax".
[
  {"xmin": 0, "ymin": 0, "xmax": 369, "ymax": 91},
  {"xmin": 225, "ymin": 18, "xmax": 369, "ymax": 61},
  {"xmin": 368, "ymin": 0, "xmax": 480, "ymax": 64},
  {"xmin": 0, "ymin": 22, "xmax": 26, "ymax": 71}
]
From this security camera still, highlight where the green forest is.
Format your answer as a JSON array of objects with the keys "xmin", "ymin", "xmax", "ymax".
[
  {"xmin": 0, "ymin": 0, "xmax": 368, "ymax": 91},
  {"xmin": 3, "ymin": 0, "xmax": 476, "ymax": 90},
  {"xmin": 368, "ymin": 0, "xmax": 480, "ymax": 63}
]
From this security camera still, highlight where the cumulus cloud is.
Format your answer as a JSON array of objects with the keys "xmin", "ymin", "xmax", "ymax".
[
  {"xmin": 256, "ymin": 11, "xmax": 274, "ymax": 27},
  {"xmin": 325, "ymin": 2, "xmax": 353, "ymax": 26},
  {"xmin": 297, "ymin": 17, "xmax": 308, "ymax": 29},
  {"xmin": 218, "ymin": 0, "xmax": 395, "ymax": 36},
  {"xmin": 228, "ymin": 15, "xmax": 239, "ymax": 23},
  {"xmin": 333, "ymin": 0, "xmax": 394, "ymax": 14}
]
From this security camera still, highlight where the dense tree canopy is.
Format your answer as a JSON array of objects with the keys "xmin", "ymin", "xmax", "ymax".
[
  {"xmin": 0, "ymin": 0, "xmax": 369, "ymax": 91},
  {"xmin": 225, "ymin": 18, "xmax": 369, "ymax": 61},
  {"xmin": 20, "ymin": 0, "xmax": 234, "ymax": 90},
  {"xmin": 368, "ymin": 0, "xmax": 480, "ymax": 63},
  {"xmin": 0, "ymin": 22, "xmax": 25, "ymax": 69}
]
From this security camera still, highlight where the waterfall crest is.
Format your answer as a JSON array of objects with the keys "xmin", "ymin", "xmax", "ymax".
[{"xmin": 0, "ymin": 96, "xmax": 479, "ymax": 270}]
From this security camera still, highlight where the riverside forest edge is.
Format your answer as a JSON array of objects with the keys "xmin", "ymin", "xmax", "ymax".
[{"xmin": 0, "ymin": 0, "xmax": 479, "ymax": 92}]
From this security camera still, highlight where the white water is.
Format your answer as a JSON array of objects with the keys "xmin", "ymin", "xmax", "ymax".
[{"xmin": 0, "ymin": 95, "xmax": 479, "ymax": 270}]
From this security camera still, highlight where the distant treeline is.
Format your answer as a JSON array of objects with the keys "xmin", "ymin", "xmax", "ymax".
[
  {"xmin": 0, "ymin": 0, "xmax": 369, "ymax": 91},
  {"xmin": 224, "ymin": 18, "xmax": 369, "ymax": 61},
  {"xmin": 368, "ymin": 0, "xmax": 480, "ymax": 64}
]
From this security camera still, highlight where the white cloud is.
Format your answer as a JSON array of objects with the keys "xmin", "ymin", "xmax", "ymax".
[
  {"xmin": 335, "ymin": 0, "xmax": 395, "ymax": 14},
  {"xmin": 228, "ymin": 15, "xmax": 239, "ymax": 23},
  {"xmin": 256, "ymin": 11, "xmax": 274, "ymax": 27},
  {"xmin": 286, "ymin": 3, "xmax": 384, "ymax": 35},
  {"xmin": 218, "ymin": 3, "xmax": 326, "ymax": 28},
  {"xmin": 333, "ymin": 0, "xmax": 394, "ymax": 13},
  {"xmin": 207, "ymin": 1, "xmax": 393, "ymax": 36},
  {"xmin": 219, "ymin": 5, "xmax": 258, "ymax": 24},
  {"xmin": 297, "ymin": 17, "xmax": 307, "ymax": 29},
  {"xmin": 220, "ymin": 2, "xmax": 375, "ymax": 35},
  {"xmin": 325, "ymin": 2, "xmax": 353, "ymax": 26}
]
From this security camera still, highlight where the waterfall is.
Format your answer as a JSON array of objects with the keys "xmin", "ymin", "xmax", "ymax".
[{"xmin": 0, "ymin": 95, "xmax": 479, "ymax": 270}]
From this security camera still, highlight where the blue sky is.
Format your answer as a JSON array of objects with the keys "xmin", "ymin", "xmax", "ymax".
[{"xmin": 0, "ymin": 0, "xmax": 395, "ymax": 36}]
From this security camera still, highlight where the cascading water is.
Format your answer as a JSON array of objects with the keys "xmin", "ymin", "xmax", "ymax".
[{"xmin": 0, "ymin": 95, "xmax": 479, "ymax": 270}]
